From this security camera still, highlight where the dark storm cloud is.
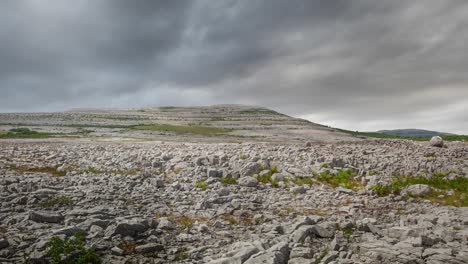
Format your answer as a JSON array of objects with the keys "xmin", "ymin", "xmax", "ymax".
[{"xmin": 0, "ymin": 0, "xmax": 467, "ymax": 133}]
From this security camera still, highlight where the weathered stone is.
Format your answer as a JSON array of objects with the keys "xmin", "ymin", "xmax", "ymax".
[
  {"xmin": 238, "ymin": 176, "xmax": 258, "ymax": 187},
  {"xmin": 430, "ymin": 136, "xmax": 444, "ymax": 147},
  {"xmin": 29, "ymin": 211, "xmax": 64, "ymax": 223},
  {"xmin": 135, "ymin": 243, "xmax": 164, "ymax": 254},
  {"xmin": 401, "ymin": 184, "xmax": 431, "ymax": 196}
]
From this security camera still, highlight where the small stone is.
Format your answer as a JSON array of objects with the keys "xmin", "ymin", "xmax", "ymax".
[
  {"xmin": 291, "ymin": 186, "xmax": 306, "ymax": 194},
  {"xmin": 0, "ymin": 239, "xmax": 9, "ymax": 250},
  {"xmin": 158, "ymin": 217, "xmax": 175, "ymax": 230},
  {"xmin": 111, "ymin": 246, "xmax": 124, "ymax": 256},
  {"xmin": 135, "ymin": 243, "xmax": 164, "ymax": 254}
]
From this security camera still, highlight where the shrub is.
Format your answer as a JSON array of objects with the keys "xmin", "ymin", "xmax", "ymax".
[{"xmin": 46, "ymin": 231, "xmax": 101, "ymax": 264}]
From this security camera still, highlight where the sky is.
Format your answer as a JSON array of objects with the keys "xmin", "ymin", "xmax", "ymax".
[{"xmin": 1, "ymin": 0, "xmax": 467, "ymax": 134}]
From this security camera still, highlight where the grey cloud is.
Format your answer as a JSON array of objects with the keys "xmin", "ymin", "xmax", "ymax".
[{"xmin": 0, "ymin": 0, "xmax": 467, "ymax": 133}]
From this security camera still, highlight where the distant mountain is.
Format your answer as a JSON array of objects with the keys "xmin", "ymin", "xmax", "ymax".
[{"xmin": 377, "ymin": 129, "xmax": 454, "ymax": 138}]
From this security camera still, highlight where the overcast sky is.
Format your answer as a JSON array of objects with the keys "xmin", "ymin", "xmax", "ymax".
[{"xmin": 1, "ymin": 0, "xmax": 467, "ymax": 133}]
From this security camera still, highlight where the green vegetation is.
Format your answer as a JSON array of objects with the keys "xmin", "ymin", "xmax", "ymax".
[
  {"xmin": 174, "ymin": 249, "xmax": 189, "ymax": 261},
  {"xmin": 220, "ymin": 177, "xmax": 237, "ymax": 185},
  {"xmin": 132, "ymin": 124, "xmax": 232, "ymax": 136},
  {"xmin": 316, "ymin": 169, "xmax": 361, "ymax": 190},
  {"xmin": 80, "ymin": 167, "xmax": 140, "ymax": 175},
  {"xmin": 46, "ymin": 231, "xmax": 101, "ymax": 264},
  {"xmin": 0, "ymin": 127, "xmax": 56, "ymax": 139},
  {"xmin": 424, "ymin": 152, "xmax": 436, "ymax": 158},
  {"xmin": 0, "ymin": 123, "xmax": 235, "ymax": 137},
  {"xmin": 291, "ymin": 176, "xmax": 315, "ymax": 186},
  {"xmin": 39, "ymin": 196, "xmax": 73, "ymax": 208},
  {"xmin": 257, "ymin": 166, "xmax": 281, "ymax": 188},
  {"xmin": 336, "ymin": 224, "xmax": 355, "ymax": 241},
  {"xmin": 337, "ymin": 128, "xmax": 468, "ymax": 141},
  {"xmin": 8, "ymin": 165, "xmax": 66, "ymax": 177},
  {"xmin": 371, "ymin": 173, "xmax": 468, "ymax": 207},
  {"xmin": 175, "ymin": 215, "xmax": 196, "ymax": 230},
  {"xmin": 239, "ymin": 153, "xmax": 247, "ymax": 159},
  {"xmin": 237, "ymin": 108, "xmax": 284, "ymax": 116},
  {"xmin": 195, "ymin": 180, "xmax": 209, "ymax": 190}
]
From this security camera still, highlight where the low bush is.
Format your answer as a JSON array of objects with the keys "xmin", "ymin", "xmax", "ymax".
[{"xmin": 46, "ymin": 231, "xmax": 101, "ymax": 264}]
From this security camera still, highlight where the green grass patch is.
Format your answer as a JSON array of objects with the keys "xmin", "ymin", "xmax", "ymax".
[
  {"xmin": 9, "ymin": 165, "xmax": 66, "ymax": 177},
  {"xmin": 316, "ymin": 169, "xmax": 361, "ymax": 190},
  {"xmin": 195, "ymin": 180, "xmax": 209, "ymax": 190},
  {"xmin": 0, "ymin": 127, "xmax": 57, "ymax": 139},
  {"xmin": 371, "ymin": 173, "xmax": 468, "ymax": 207},
  {"xmin": 424, "ymin": 152, "xmax": 436, "ymax": 158},
  {"xmin": 292, "ymin": 177, "xmax": 315, "ymax": 186},
  {"xmin": 220, "ymin": 177, "xmax": 237, "ymax": 185},
  {"xmin": 46, "ymin": 231, "xmax": 101, "ymax": 264},
  {"xmin": 39, "ymin": 196, "xmax": 73, "ymax": 208}
]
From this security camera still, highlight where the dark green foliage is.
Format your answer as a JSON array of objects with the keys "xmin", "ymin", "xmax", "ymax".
[
  {"xmin": 0, "ymin": 127, "xmax": 56, "ymax": 138},
  {"xmin": 46, "ymin": 231, "xmax": 101, "ymax": 264}
]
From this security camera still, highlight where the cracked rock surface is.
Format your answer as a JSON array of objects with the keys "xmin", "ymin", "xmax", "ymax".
[{"xmin": 0, "ymin": 139, "xmax": 466, "ymax": 263}]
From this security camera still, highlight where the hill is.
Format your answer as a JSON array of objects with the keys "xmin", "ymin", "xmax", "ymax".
[{"xmin": 377, "ymin": 129, "xmax": 454, "ymax": 138}]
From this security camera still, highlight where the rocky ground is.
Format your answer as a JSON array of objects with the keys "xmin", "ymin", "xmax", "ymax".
[{"xmin": 0, "ymin": 138, "xmax": 467, "ymax": 264}]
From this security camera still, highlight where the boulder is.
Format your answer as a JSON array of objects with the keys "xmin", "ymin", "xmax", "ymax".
[
  {"xmin": 105, "ymin": 220, "xmax": 148, "ymax": 238},
  {"xmin": 238, "ymin": 176, "xmax": 258, "ymax": 187},
  {"xmin": 240, "ymin": 163, "xmax": 261, "ymax": 176},
  {"xmin": 430, "ymin": 136, "xmax": 444, "ymax": 147},
  {"xmin": 401, "ymin": 184, "xmax": 431, "ymax": 197},
  {"xmin": 0, "ymin": 239, "xmax": 9, "ymax": 250},
  {"xmin": 135, "ymin": 243, "xmax": 164, "ymax": 254},
  {"xmin": 29, "ymin": 211, "xmax": 64, "ymax": 223}
]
